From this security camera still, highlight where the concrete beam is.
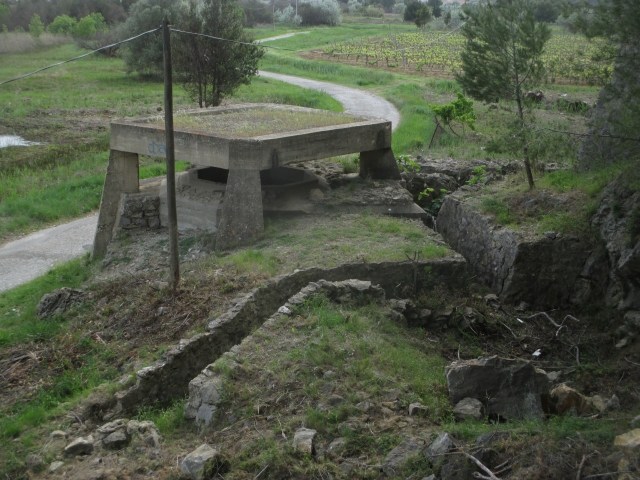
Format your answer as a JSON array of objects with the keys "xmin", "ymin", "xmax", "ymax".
[
  {"xmin": 92, "ymin": 150, "xmax": 139, "ymax": 258},
  {"xmin": 359, "ymin": 148, "xmax": 402, "ymax": 180}
]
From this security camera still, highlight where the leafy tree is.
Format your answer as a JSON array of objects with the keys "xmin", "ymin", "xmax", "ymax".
[
  {"xmin": 456, "ymin": 0, "xmax": 550, "ymax": 188},
  {"xmin": 48, "ymin": 14, "xmax": 77, "ymax": 35},
  {"xmin": 430, "ymin": 93, "xmax": 477, "ymax": 136},
  {"xmin": 73, "ymin": 12, "xmax": 107, "ymax": 38},
  {"xmin": 427, "ymin": 0, "xmax": 442, "ymax": 18},
  {"xmin": 173, "ymin": 0, "xmax": 264, "ymax": 108},
  {"xmin": 28, "ymin": 13, "xmax": 44, "ymax": 38},
  {"xmin": 403, "ymin": 0, "xmax": 421, "ymax": 22},
  {"xmin": 414, "ymin": 4, "xmax": 432, "ymax": 29},
  {"xmin": 119, "ymin": 0, "xmax": 187, "ymax": 76}
]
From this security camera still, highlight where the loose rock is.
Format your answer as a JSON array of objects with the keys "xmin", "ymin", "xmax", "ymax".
[
  {"xmin": 36, "ymin": 288, "xmax": 85, "ymax": 319},
  {"xmin": 64, "ymin": 436, "xmax": 94, "ymax": 456},
  {"xmin": 551, "ymin": 384, "xmax": 592, "ymax": 415},
  {"xmin": 423, "ymin": 432, "xmax": 455, "ymax": 464},
  {"xmin": 614, "ymin": 429, "xmax": 640, "ymax": 449},
  {"xmin": 446, "ymin": 357, "xmax": 549, "ymax": 420},
  {"xmin": 453, "ymin": 397, "xmax": 484, "ymax": 421},
  {"xmin": 293, "ymin": 428, "xmax": 317, "ymax": 455},
  {"xmin": 382, "ymin": 437, "xmax": 426, "ymax": 476},
  {"xmin": 408, "ymin": 403, "xmax": 428, "ymax": 417},
  {"xmin": 49, "ymin": 461, "xmax": 65, "ymax": 473},
  {"xmin": 181, "ymin": 444, "xmax": 229, "ymax": 480}
]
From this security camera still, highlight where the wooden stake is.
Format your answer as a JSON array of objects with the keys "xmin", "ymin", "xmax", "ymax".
[{"xmin": 162, "ymin": 15, "xmax": 180, "ymax": 289}]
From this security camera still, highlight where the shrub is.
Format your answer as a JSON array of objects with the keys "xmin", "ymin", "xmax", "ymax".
[
  {"xmin": 48, "ymin": 15, "xmax": 78, "ymax": 35},
  {"xmin": 28, "ymin": 14, "xmax": 44, "ymax": 39},
  {"xmin": 73, "ymin": 13, "xmax": 107, "ymax": 39},
  {"xmin": 299, "ymin": 0, "xmax": 341, "ymax": 26}
]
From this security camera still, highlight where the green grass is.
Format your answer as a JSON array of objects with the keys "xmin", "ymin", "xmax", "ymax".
[
  {"xmin": 0, "ymin": 256, "xmax": 96, "ymax": 347},
  {"xmin": 481, "ymin": 197, "xmax": 512, "ymax": 225},
  {"xmin": 386, "ymin": 83, "xmax": 437, "ymax": 153},
  {"xmin": 261, "ymin": 52, "xmax": 395, "ymax": 86},
  {"xmin": 233, "ymin": 76, "xmax": 343, "ymax": 111},
  {"xmin": 251, "ymin": 23, "xmax": 417, "ymax": 50}
]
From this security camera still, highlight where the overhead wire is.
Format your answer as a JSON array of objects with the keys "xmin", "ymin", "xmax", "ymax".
[{"xmin": 0, "ymin": 27, "xmax": 161, "ymax": 86}]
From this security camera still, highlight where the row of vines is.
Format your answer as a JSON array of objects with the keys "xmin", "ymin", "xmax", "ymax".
[{"xmin": 321, "ymin": 31, "xmax": 612, "ymax": 85}]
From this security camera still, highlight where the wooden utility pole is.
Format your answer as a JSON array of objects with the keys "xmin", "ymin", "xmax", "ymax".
[{"xmin": 162, "ymin": 16, "xmax": 180, "ymax": 289}]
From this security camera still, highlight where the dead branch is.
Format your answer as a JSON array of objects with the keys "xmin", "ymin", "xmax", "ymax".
[
  {"xmin": 518, "ymin": 311, "xmax": 572, "ymax": 333},
  {"xmin": 462, "ymin": 452, "xmax": 501, "ymax": 480},
  {"xmin": 254, "ymin": 463, "xmax": 269, "ymax": 479},
  {"xmin": 576, "ymin": 454, "xmax": 587, "ymax": 480},
  {"xmin": 624, "ymin": 357, "xmax": 640, "ymax": 367}
]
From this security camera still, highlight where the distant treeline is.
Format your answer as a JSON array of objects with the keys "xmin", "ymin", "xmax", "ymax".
[{"xmin": 0, "ymin": 0, "xmax": 139, "ymax": 30}]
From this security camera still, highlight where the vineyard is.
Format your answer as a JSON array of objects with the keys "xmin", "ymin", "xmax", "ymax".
[{"xmin": 320, "ymin": 30, "xmax": 611, "ymax": 85}]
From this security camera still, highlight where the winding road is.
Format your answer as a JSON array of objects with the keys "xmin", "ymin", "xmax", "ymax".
[{"xmin": 0, "ymin": 43, "xmax": 401, "ymax": 293}]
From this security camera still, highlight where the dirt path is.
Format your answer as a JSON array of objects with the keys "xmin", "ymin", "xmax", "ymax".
[{"xmin": 0, "ymin": 75, "xmax": 401, "ymax": 293}]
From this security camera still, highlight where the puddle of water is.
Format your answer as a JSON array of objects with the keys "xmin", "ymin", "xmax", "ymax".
[{"xmin": 0, "ymin": 135, "xmax": 43, "ymax": 148}]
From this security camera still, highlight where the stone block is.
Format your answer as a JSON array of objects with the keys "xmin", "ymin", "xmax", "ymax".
[{"xmin": 446, "ymin": 357, "xmax": 550, "ymax": 420}]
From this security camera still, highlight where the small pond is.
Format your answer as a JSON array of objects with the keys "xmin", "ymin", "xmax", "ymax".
[{"xmin": 0, "ymin": 135, "xmax": 43, "ymax": 148}]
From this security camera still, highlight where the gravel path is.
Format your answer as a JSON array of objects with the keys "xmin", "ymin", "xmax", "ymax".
[
  {"xmin": 0, "ymin": 73, "xmax": 401, "ymax": 293},
  {"xmin": 0, "ymin": 217, "xmax": 95, "ymax": 292},
  {"xmin": 256, "ymin": 32, "xmax": 310, "ymax": 43},
  {"xmin": 259, "ymin": 71, "xmax": 400, "ymax": 130}
]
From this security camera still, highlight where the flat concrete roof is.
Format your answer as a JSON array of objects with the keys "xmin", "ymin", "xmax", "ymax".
[{"xmin": 110, "ymin": 103, "xmax": 392, "ymax": 170}]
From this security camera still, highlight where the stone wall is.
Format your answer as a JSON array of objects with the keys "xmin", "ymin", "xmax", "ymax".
[
  {"xmin": 437, "ymin": 192, "xmax": 600, "ymax": 308},
  {"xmin": 114, "ymin": 258, "xmax": 467, "ymax": 412},
  {"xmin": 113, "ymin": 193, "xmax": 160, "ymax": 235}
]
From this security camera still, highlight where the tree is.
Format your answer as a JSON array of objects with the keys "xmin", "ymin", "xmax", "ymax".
[
  {"xmin": 29, "ymin": 13, "xmax": 44, "ymax": 38},
  {"xmin": 173, "ymin": 0, "xmax": 264, "ymax": 108},
  {"xmin": 119, "ymin": 0, "xmax": 187, "ymax": 76},
  {"xmin": 48, "ymin": 14, "xmax": 78, "ymax": 35},
  {"xmin": 427, "ymin": 0, "xmax": 442, "ymax": 18},
  {"xmin": 403, "ymin": 0, "xmax": 421, "ymax": 22},
  {"xmin": 456, "ymin": 0, "xmax": 550, "ymax": 188},
  {"xmin": 73, "ymin": 12, "xmax": 107, "ymax": 38},
  {"xmin": 414, "ymin": 4, "xmax": 432, "ymax": 29}
]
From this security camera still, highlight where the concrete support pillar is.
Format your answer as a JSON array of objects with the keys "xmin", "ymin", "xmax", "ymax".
[
  {"xmin": 216, "ymin": 149, "xmax": 264, "ymax": 250},
  {"xmin": 359, "ymin": 147, "xmax": 402, "ymax": 180},
  {"xmin": 92, "ymin": 150, "xmax": 139, "ymax": 258}
]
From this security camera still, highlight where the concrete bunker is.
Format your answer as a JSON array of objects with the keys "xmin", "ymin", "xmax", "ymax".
[{"xmin": 92, "ymin": 103, "xmax": 404, "ymax": 256}]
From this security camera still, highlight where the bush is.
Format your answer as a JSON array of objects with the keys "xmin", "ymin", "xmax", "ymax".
[
  {"xmin": 299, "ymin": 0, "xmax": 341, "ymax": 26},
  {"xmin": 73, "ymin": 13, "xmax": 107, "ymax": 39},
  {"xmin": 28, "ymin": 14, "xmax": 44, "ymax": 39},
  {"xmin": 48, "ymin": 14, "xmax": 77, "ymax": 35},
  {"xmin": 362, "ymin": 6, "xmax": 384, "ymax": 17}
]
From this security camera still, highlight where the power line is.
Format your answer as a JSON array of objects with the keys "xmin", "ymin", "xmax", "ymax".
[
  {"xmin": 0, "ymin": 27, "xmax": 161, "ymax": 86},
  {"xmin": 169, "ymin": 27, "xmax": 299, "ymax": 52}
]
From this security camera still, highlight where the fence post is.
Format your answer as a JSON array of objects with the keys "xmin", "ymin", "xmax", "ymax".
[{"xmin": 162, "ymin": 15, "xmax": 180, "ymax": 289}]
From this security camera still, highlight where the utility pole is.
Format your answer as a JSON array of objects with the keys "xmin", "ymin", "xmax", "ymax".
[
  {"xmin": 273, "ymin": 0, "xmax": 276, "ymax": 31},
  {"xmin": 162, "ymin": 16, "xmax": 180, "ymax": 289}
]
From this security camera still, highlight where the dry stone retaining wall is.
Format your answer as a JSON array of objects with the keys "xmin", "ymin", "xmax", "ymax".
[
  {"xmin": 114, "ymin": 258, "xmax": 467, "ymax": 412},
  {"xmin": 437, "ymin": 192, "xmax": 598, "ymax": 308},
  {"xmin": 113, "ymin": 192, "xmax": 160, "ymax": 234}
]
